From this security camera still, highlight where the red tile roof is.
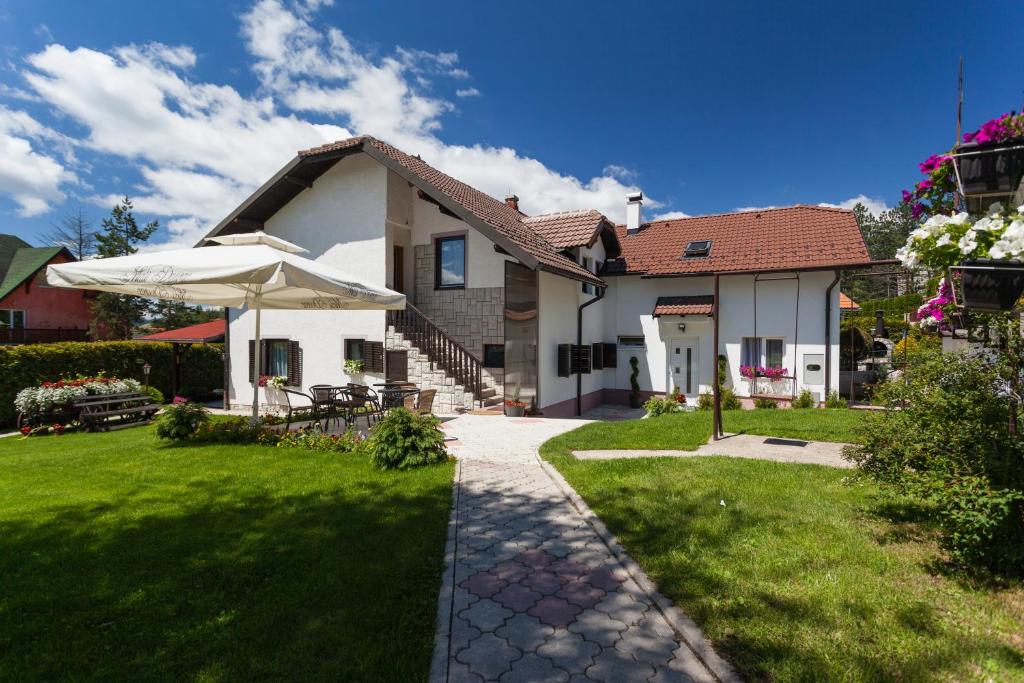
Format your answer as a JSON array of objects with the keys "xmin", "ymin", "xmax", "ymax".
[
  {"xmin": 605, "ymin": 206, "xmax": 873, "ymax": 277},
  {"xmin": 523, "ymin": 209, "xmax": 605, "ymax": 249},
  {"xmin": 652, "ymin": 295, "xmax": 715, "ymax": 317},
  {"xmin": 138, "ymin": 319, "xmax": 225, "ymax": 343},
  {"xmin": 839, "ymin": 292, "xmax": 860, "ymax": 310},
  {"xmin": 300, "ymin": 137, "xmax": 603, "ymax": 286}
]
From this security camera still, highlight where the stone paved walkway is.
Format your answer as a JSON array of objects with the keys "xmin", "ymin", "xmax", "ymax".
[
  {"xmin": 433, "ymin": 415, "xmax": 735, "ymax": 683},
  {"xmin": 574, "ymin": 433, "xmax": 852, "ymax": 469}
]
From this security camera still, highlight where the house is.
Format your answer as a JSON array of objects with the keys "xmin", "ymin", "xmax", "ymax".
[
  {"xmin": 0, "ymin": 235, "xmax": 90, "ymax": 344},
  {"xmin": 202, "ymin": 136, "xmax": 877, "ymax": 415}
]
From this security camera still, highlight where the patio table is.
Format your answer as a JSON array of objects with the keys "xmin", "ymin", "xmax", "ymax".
[{"xmin": 373, "ymin": 383, "xmax": 420, "ymax": 410}]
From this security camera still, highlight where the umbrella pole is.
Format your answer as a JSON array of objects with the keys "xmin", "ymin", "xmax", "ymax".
[{"xmin": 251, "ymin": 292, "xmax": 262, "ymax": 424}]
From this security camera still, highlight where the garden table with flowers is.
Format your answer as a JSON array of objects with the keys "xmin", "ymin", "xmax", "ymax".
[{"xmin": 14, "ymin": 376, "xmax": 158, "ymax": 433}]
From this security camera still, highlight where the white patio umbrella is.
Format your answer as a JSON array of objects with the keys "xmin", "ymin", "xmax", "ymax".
[{"xmin": 47, "ymin": 232, "xmax": 405, "ymax": 420}]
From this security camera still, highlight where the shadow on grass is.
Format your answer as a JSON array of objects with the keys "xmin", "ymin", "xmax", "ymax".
[{"xmin": 0, "ymin": 473, "xmax": 452, "ymax": 682}]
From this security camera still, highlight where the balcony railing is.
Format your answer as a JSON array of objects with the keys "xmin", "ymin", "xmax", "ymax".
[
  {"xmin": 0, "ymin": 328, "xmax": 89, "ymax": 344},
  {"xmin": 746, "ymin": 376, "xmax": 796, "ymax": 398}
]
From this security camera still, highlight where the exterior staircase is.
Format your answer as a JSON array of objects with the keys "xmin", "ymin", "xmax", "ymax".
[{"xmin": 386, "ymin": 304, "xmax": 503, "ymax": 414}]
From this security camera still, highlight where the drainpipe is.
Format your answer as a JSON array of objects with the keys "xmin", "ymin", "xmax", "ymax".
[
  {"xmin": 577, "ymin": 287, "xmax": 605, "ymax": 416},
  {"xmin": 824, "ymin": 271, "xmax": 840, "ymax": 398}
]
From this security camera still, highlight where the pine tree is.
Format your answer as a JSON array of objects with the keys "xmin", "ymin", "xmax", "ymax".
[{"xmin": 90, "ymin": 197, "xmax": 159, "ymax": 339}]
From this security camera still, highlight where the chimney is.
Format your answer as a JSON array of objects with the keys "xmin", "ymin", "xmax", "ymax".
[
  {"xmin": 626, "ymin": 191, "xmax": 643, "ymax": 234},
  {"xmin": 505, "ymin": 194, "xmax": 520, "ymax": 211}
]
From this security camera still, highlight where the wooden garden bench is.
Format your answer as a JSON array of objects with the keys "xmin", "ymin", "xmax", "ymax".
[{"xmin": 74, "ymin": 392, "xmax": 160, "ymax": 432}]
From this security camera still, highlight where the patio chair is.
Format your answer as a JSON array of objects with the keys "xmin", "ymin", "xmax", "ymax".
[
  {"xmin": 280, "ymin": 388, "xmax": 323, "ymax": 431},
  {"xmin": 414, "ymin": 389, "xmax": 436, "ymax": 416},
  {"xmin": 309, "ymin": 385, "xmax": 342, "ymax": 430},
  {"xmin": 346, "ymin": 384, "xmax": 383, "ymax": 425}
]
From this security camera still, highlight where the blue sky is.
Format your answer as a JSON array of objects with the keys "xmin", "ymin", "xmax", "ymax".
[{"xmin": 0, "ymin": 0, "xmax": 1021, "ymax": 248}]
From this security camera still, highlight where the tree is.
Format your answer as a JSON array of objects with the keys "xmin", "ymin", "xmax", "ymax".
[
  {"xmin": 43, "ymin": 207, "xmax": 95, "ymax": 260},
  {"xmin": 150, "ymin": 301, "xmax": 222, "ymax": 331},
  {"xmin": 853, "ymin": 202, "xmax": 916, "ymax": 262},
  {"xmin": 90, "ymin": 197, "xmax": 159, "ymax": 340}
]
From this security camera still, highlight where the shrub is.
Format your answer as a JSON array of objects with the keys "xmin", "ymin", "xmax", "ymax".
[
  {"xmin": 144, "ymin": 386, "xmax": 165, "ymax": 404},
  {"xmin": 644, "ymin": 396, "xmax": 680, "ymax": 417},
  {"xmin": 754, "ymin": 397, "xmax": 778, "ymax": 409},
  {"xmin": 368, "ymin": 408, "xmax": 448, "ymax": 470},
  {"xmin": 722, "ymin": 388, "xmax": 742, "ymax": 410},
  {"xmin": 825, "ymin": 391, "xmax": 848, "ymax": 409},
  {"xmin": 845, "ymin": 349, "xmax": 1024, "ymax": 573},
  {"xmin": 697, "ymin": 388, "xmax": 742, "ymax": 411},
  {"xmin": 189, "ymin": 416, "xmax": 269, "ymax": 445},
  {"xmin": 0, "ymin": 341, "xmax": 222, "ymax": 426},
  {"xmin": 791, "ymin": 389, "xmax": 816, "ymax": 409},
  {"xmin": 155, "ymin": 402, "xmax": 211, "ymax": 440}
]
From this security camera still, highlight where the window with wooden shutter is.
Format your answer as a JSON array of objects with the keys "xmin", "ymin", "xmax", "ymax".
[
  {"xmin": 287, "ymin": 341, "xmax": 302, "ymax": 387},
  {"xmin": 557, "ymin": 344, "xmax": 571, "ymax": 377},
  {"xmin": 248, "ymin": 339, "xmax": 256, "ymax": 383},
  {"xmin": 571, "ymin": 344, "xmax": 592, "ymax": 374},
  {"xmin": 364, "ymin": 341, "xmax": 385, "ymax": 373},
  {"xmin": 602, "ymin": 342, "xmax": 618, "ymax": 368},
  {"xmin": 591, "ymin": 343, "xmax": 604, "ymax": 370}
]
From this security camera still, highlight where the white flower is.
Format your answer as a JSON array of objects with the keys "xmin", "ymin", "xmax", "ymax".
[
  {"xmin": 935, "ymin": 233, "xmax": 951, "ymax": 247},
  {"xmin": 911, "ymin": 227, "xmax": 930, "ymax": 241},
  {"xmin": 1004, "ymin": 220, "xmax": 1024, "ymax": 241},
  {"xmin": 988, "ymin": 201, "xmax": 1004, "ymax": 216},
  {"xmin": 989, "ymin": 240, "xmax": 1010, "ymax": 259},
  {"xmin": 1017, "ymin": 204, "xmax": 1024, "ymax": 214},
  {"xmin": 947, "ymin": 212, "xmax": 970, "ymax": 225},
  {"xmin": 958, "ymin": 229, "xmax": 978, "ymax": 255},
  {"xmin": 972, "ymin": 217, "xmax": 993, "ymax": 232}
]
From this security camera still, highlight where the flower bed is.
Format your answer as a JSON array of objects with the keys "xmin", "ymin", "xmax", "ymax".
[{"xmin": 14, "ymin": 376, "xmax": 142, "ymax": 425}]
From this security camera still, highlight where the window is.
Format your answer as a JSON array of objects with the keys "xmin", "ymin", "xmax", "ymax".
[
  {"xmin": 435, "ymin": 235, "xmax": 466, "ymax": 288},
  {"xmin": 345, "ymin": 338, "xmax": 365, "ymax": 362},
  {"xmin": 581, "ymin": 255, "xmax": 594, "ymax": 294},
  {"xmin": 684, "ymin": 240, "xmax": 712, "ymax": 257},
  {"xmin": 741, "ymin": 337, "xmax": 785, "ymax": 368},
  {"xmin": 0, "ymin": 310, "xmax": 26, "ymax": 328},
  {"xmin": 249, "ymin": 339, "xmax": 302, "ymax": 386},
  {"xmin": 483, "ymin": 344, "xmax": 504, "ymax": 369},
  {"xmin": 618, "ymin": 335, "xmax": 645, "ymax": 348},
  {"xmin": 765, "ymin": 338, "xmax": 784, "ymax": 369}
]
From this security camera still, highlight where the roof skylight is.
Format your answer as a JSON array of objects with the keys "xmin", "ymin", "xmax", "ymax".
[{"xmin": 684, "ymin": 240, "xmax": 712, "ymax": 257}]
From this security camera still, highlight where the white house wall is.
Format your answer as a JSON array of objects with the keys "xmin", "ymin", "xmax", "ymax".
[{"xmin": 227, "ymin": 154, "xmax": 389, "ymax": 408}]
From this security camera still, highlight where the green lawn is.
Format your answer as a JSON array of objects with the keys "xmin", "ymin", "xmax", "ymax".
[
  {"xmin": 567, "ymin": 408, "xmax": 866, "ymax": 453},
  {"xmin": 543, "ymin": 419, "xmax": 1024, "ymax": 682},
  {"xmin": 0, "ymin": 426, "xmax": 454, "ymax": 682}
]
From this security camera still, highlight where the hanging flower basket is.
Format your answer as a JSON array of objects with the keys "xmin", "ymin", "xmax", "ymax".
[
  {"xmin": 956, "ymin": 137, "xmax": 1024, "ymax": 198},
  {"xmin": 950, "ymin": 259, "xmax": 1024, "ymax": 311}
]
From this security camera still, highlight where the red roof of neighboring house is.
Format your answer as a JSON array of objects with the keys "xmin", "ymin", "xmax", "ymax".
[
  {"xmin": 839, "ymin": 292, "xmax": 860, "ymax": 310},
  {"xmin": 138, "ymin": 319, "xmax": 225, "ymax": 343},
  {"xmin": 652, "ymin": 295, "xmax": 715, "ymax": 317},
  {"xmin": 604, "ymin": 205, "xmax": 873, "ymax": 277}
]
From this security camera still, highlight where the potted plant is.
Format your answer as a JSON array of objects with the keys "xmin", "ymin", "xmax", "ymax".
[
  {"xmin": 628, "ymin": 356, "xmax": 642, "ymax": 408},
  {"xmin": 344, "ymin": 358, "xmax": 365, "ymax": 375},
  {"xmin": 505, "ymin": 383, "xmax": 528, "ymax": 417},
  {"xmin": 950, "ymin": 260, "xmax": 1024, "ymax": 312},
  {"xmin": 259, "ymin": 374, "xmax": 287, "ymax": 408}
]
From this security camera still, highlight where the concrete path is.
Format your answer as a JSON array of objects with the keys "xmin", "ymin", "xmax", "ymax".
[
  {"xmin": 574, "ymin": 433, "xmax": 852, "ymax": 469},
  {"xmin": 434, "ymin": 415, "xmax": 737, "ymax": 683}
]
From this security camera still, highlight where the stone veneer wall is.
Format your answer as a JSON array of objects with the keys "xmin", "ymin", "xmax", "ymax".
[{"xmin": 413, "ymin": 243, "xmax": 504, "ymax": 386}]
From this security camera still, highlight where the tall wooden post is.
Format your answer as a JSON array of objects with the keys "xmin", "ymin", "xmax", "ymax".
[{"xmin": 713, "ymin": 274, "xmax": 722, "ymax": 440}]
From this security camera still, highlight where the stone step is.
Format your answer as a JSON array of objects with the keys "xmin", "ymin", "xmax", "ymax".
[{"xmin": 483, "ymin": 395, "xmax": 504, "ymax": 407}]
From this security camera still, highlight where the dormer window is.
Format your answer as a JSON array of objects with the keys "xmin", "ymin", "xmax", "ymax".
[{"xmin": 684, "ymin": 240, "xmax": 711, "ymax": 258}]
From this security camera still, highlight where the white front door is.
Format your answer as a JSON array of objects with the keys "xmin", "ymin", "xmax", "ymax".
[{"xmin": 668, "ymin": 338, "xmax": 699, "ymax": 398}]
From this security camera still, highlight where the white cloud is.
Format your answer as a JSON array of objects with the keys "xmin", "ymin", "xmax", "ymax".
[
  {"xmin": 455, "ymin": 87, "xmax": 480, "ymax": 98},
  {"xmin": 818, "ymin": 194, "xmax": 890, "ymax": 216},
  {"xmin": 0, "ymin": 105, "xmax": 76, "ymax": 216},
  {"xmin": 734, "ymin": 205, "xmax": 779, "ymax": 212},
  {"xmin": 651, "ymin": 210, "xmax": 690, "ymax": 221},
  {"xmin": 16, "ymin": 0, "xmax": 658, "ymax": 244}
]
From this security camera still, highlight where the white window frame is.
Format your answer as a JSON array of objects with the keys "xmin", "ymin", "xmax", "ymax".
[{"xmin": 740, "ymin": 336, "xmax": 785, "ymax": 368}]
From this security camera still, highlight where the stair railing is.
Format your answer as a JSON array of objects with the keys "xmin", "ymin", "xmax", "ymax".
[{"xmin": 387, "ymin": 303, "xmax": 485, "ymax": 405}]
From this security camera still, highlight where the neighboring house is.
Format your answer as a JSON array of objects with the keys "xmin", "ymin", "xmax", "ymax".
[
  {"xmin": 839, "ymin": 292, "xmax": 860, "ymax": 312},
  {"xmin": 0, "ymin": 235, "xmax": 90, "ymax": 344},
  {"xmin": 202, "ymin": 136, "xmax": 877, "ymax": 415}
]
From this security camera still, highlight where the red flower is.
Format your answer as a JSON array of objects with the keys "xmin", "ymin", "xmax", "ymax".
[{"xmin": 20, "ymin": 425, "xmax": 31, "ymax": 435}]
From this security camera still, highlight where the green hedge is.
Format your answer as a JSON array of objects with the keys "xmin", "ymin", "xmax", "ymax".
[{"xmin": 0, "ymin": 341, "xmax": 223, "ymax": 426}]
